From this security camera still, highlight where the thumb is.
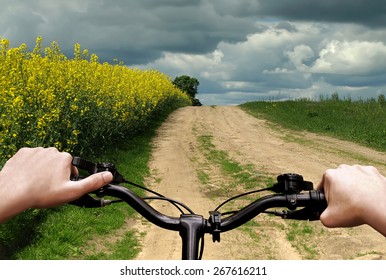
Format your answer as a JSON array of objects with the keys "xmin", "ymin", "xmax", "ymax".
[{"xmin": 75, "ymin": 171, "xmax": 113, "ymax": 193}]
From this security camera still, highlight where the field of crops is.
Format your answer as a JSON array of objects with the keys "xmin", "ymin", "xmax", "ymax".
[{"xmin": 0, "ymin": 37, "xmax": 191, "ymax": 165}]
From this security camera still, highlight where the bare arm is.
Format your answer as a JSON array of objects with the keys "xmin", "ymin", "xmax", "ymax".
[{"xmin": 0, "ymin": 147, "xmax": 113, "ymax": 223}]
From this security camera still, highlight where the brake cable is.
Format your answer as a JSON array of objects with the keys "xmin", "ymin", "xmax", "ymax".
[
  {"xmin": 142, "ymin": 196, "xmax": 195, "ymax": 214},
  {"xmin": 214, "ymin": 187, "xmax": 274, "ymax": 212},
  {"xmin": 72, "ymin": 157, "xmax": 194, "ymax": 214},
  {"xmin": 121, "ymin": 179, "xmax": 193, "ymax": 214}
]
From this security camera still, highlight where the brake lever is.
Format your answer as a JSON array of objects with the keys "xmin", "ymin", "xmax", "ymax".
[
  {"xmin": 72, "ymin": 156, "xmax": 126, "ymax": 184},
  {"xmin": 70, "ymin": 157, "xmax": 126, "ymax": 207},
  {"xmin": 272, "ymin": 207, "xmax": 322, "ymax": 221},
  {"xmin": 69, "ymin": 194, "xmax": 113, "ymax": 208}
]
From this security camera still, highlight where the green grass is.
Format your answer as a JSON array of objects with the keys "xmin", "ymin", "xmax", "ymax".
[
  {"xmin": 0, "ymin": 108, "xmax": 173, "ymax": 260},
  {"xmin": 196, "ymin": 133, "xmax": 274, "ymax": 193},
  {"xmin": 285, "ymin": 221, "xmax": 321, "ymax": 259},
  {"xmin": 239, "ymin": 220, "xmax": 262, "ymax": 242},
  {"xmin": 240, "ymin": 96, "xmax": 386, "ymax": 152}
]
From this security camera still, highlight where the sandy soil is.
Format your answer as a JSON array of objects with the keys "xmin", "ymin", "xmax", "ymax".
[{"xmin": 134, "ymin": 106, "xmax": 386, "ymax": 260}]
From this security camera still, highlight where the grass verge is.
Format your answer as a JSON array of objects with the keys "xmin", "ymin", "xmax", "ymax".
[{"xmin": 240, "ymin": 98, "xmax": 386, "ymax": 152}]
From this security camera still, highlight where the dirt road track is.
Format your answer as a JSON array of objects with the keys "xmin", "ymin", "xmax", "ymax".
[{"xmin": 134, "ymin": 106, "xmax": 386, "ymax": 260}]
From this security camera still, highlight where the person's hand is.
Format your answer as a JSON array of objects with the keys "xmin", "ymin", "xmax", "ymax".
[
  {"xmin": 317, "ymin": 164, "xmax": 386, "ymax": 236},
  {"xmin": 0, "ymin": 147, "xmax": 113, "ymax": 223}
]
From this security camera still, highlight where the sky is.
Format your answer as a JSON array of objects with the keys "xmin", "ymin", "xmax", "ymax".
[{"xmin": 1, "ymin": 0, "xmax": 386, "ymax": 105}]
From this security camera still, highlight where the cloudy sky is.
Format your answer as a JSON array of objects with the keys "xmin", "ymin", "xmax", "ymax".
[{"xmin": 1, "ymin": 0, "xmax": 386, "ymax": 105}]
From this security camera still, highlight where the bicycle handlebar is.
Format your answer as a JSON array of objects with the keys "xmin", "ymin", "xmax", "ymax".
[
  {"xmin": 70, "ymin": 157, "xmax": 327, "ymax": 259},
  {"xmin": 76, "ymin": 183, "xmax": 326, "ymax": 232}
]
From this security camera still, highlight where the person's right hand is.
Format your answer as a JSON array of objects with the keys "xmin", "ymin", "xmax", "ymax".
[{"xmin": 317, "ymin": 164, "xmax": 386, "ymax": 236}]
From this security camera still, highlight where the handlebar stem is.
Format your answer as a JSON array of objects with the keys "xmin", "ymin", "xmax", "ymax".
[{"xmin": 179, "ymin": 214, "xmax": 205, "ymax": 260}]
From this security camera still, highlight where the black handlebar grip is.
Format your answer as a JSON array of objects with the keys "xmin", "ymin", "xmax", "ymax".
[
  {"xmin": 311, "ymin": 190, "xmax": 327, "ymax": 212},
  {"xmin": 282, "ymin": 190, "xmax": 327, "ymax": 220}
]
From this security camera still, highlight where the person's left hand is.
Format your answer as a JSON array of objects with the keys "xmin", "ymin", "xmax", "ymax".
[{"xmin": 0, "ymin": 147, "xmax": 113, "ymax": 222}]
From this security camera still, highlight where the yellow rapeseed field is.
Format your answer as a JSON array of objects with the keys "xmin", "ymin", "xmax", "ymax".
[{"xmin": 0, "ymin": 37, "xmax": 191, "ymax": 162}]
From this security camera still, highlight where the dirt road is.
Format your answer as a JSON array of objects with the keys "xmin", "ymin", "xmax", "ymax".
[{"xmin": 135, "ymin": 106, "xmax": 386, "ymax": 260}]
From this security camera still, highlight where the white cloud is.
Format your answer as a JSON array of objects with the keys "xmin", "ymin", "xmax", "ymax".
[
  {"xmin": 310, "ymin": 40, "xmax": 386, "ymax": 75},
  {"xmin": 287, "ymin": 44, "xmax": 314, "ymax": 71},
  {"xmin": 221, "ymin": 81, "xmax": 261, "ymax": 90}
]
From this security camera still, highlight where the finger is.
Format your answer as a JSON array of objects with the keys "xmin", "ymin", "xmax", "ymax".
[
  {"xmin": 35, "ymin": 171, "xmax": 112, "ymax": 208},
  {"xmin": 54, "ymin": 172, "xmax": 113, "ymax": 205},
  {"xmin": 71, "ymin": 165, "xmax": 79, "ymax": 177},
  {"xmin": 73, "ymin": 172, "xmax": 113, "ymax": 193}
]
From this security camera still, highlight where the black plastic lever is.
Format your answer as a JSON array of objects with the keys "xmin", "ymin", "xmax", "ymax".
[
  {"xmin": 271, "ymin": 173, "xmax": 313, "ymax": 194},
  {"xmin": 69, "ymin": 195, "xmax": 112, "ymax": 208},
  {"xmin": 273, "ymin": 207, "xmax": 322, "ymax": 221},
  {"xmin": 72, "ymin": 156, "xmax": 126, "ymax": 184}
]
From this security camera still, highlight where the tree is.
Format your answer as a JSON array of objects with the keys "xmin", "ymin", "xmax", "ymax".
[
  {"xmin": 173, "ymin": 75, "xmax": 202, "ymax": 106},
  {"xmin": 378, "ymin": 94, "xmax": 385, "ymax": 106}
]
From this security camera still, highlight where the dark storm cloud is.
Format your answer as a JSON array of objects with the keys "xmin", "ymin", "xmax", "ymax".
[
  {"xmin": 255, "ymin": 0, "xmax": 386, "ymax": 28},
  {"xmin": 0, "ymin": 0, "xmax": 257, "ymax": 64}
]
